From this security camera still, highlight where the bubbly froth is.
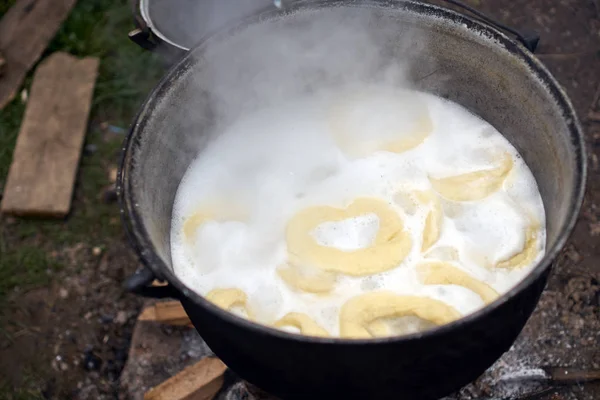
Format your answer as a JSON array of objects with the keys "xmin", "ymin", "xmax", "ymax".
[{"xmin": 170, "ymin": 87, "xmax": 546, "ymax": 337}]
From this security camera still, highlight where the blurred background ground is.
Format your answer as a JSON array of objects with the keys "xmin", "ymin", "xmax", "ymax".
[
  {"xmin": 0, "ymin": 0, "xmax": 164, "ymax": 398},
  {"xmin": 0, "ymin": 0, "xmax": 598, "ymax": 399}
]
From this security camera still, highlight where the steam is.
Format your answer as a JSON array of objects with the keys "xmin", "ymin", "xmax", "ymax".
[
  {"xmin": 134, "ymin": 1, "xmax": 433, "ymax": 265},
  {"xmin": 180, "ymin": 2, "xmax": 429, "ymax": 127}
]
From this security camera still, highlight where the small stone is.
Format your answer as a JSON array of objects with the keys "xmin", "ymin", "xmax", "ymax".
[
  {"xmin": 83, "ymin": 350, "xmax": 102, "ymax": 371},
  {"xmin": 59, "ymin": 288, "xmax": 69, "ymax": 299},
  {"xmin": 20, "ymin": 89, "xmax": 28, "ymax": 103},
  {"xmin": 84, "ymin": 312, "xmax": 93, "ymax": 320},
  {"xmin": 100, "ymin": 314, "xmax": 114, "ymax": 324},
  {"xmin": 114, "ymin": 311, "xmax": 128, "ymax": 325},
  {"xmin": 60, "ymin": 362, "xmax": 69, "ymax": 371},
  {"xmin": 92, "ymin": 247, "xmax": 102, "ymax": 256},
  {"xmin": 84, "ymin": 144, "xmax": 98, "ymax": 155}
]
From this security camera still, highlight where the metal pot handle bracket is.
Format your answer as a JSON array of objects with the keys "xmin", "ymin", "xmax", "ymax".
[
  {"xmin": 128, "ymin": 0, "xmax": 158, "ymax": 51},
  {"xmin": 124, "ymin": 265, "xmax": 180, "ymax": 299},
  {"xmin": 439, "ymin": 0, "xmax": 539, "ymax": 52}
]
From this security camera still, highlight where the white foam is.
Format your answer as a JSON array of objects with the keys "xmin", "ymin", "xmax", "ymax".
[
  {"xmin": 170, "ymin": 87, "xmax": 546, "ymax": 337},
  {"xmin": 312, "ymin": 213, "xmax": 379, "ymax": 251}
]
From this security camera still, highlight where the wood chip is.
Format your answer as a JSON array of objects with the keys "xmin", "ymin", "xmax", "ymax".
[
  {"xmin": 138, "ymin": 301, "xmax": 192, "ymax": 326},
  {"xmin": 0, "ymin": 0, "xmax": 77, "ymax": 109},
  {"xmin": 1, "ymin": 52, "xmax": 99, "ymax": 217},
  {"xmin": 108, "ymin": 166, "xmax": 118, "ymax": 183},
  {"xmin": 144, "ymin": 357, "xmax": 227, "ymax": 400}
]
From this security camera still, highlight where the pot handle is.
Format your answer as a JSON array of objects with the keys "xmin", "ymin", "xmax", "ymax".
[
  {"xmin": 128, "ymin": 28, "xmax": 158, "ymax": 51},
  {"xmin": 128, "ymin": 0, "xmax": 158, "ymax": 51},
  {"xmin": 439, "ymin": 0, "xmax": 539, "ymax": 52},
  {"xmin": 124, "ymin": 266, "xmax": 180, "ymax": 299}
]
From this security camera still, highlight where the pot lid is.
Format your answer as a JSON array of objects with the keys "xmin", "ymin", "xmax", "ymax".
[{"xmin": 139, "ymin": 0, "xmax": 280, "ymax": 51}]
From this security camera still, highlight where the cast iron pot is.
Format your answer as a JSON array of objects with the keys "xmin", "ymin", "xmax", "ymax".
[{"xmin": 118, "ymin": 1, "xmax": 586, "ymax": 399}]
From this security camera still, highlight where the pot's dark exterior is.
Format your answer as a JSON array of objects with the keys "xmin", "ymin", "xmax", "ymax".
[
  {"xmin": 182, "ymin": 268, "xmax": 549, "ymax": 399},
  {"xmin": 119, "ymin": 1, "xmax": 586, "ymax": 399}
]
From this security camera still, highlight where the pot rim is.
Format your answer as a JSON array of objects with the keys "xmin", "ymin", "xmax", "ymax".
[{"xmin": 118, "ymin": 0, "xmax": 587, "ymax": 344}]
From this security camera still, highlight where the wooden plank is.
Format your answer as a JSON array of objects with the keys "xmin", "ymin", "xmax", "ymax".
[
  {"xmin": 138, "ymin": 301, "xmax": 192, "ymax": 327},
  {"xmin": 144, "ymin": 357, "xmax": 227, "ymax": 400},
  {"xmin": 1, "ymin": 52, "xmax": 99, "ymax": 217},
  {"xmin": 0, "ymin": 0, "xmax": 77, "ymax": 109}
]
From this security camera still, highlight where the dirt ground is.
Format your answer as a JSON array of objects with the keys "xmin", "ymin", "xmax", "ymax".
[{"xmin": 0, "ymin": 0, "xmax": 599, "ymax": 399}]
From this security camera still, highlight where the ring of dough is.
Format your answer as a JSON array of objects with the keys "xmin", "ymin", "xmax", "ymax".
[
  {"xmin": 286, "ymin": 198, "xmax": 412, "ymax": 276},
  {"xmin": 414, "ymin": 190, "xmax": 443, "ymax": 252},
  {"xmin": 496, "ymin": 226, "xmax": 539, "ymax": 270},
  {"xmin": 430, "ymin": 152, "xmax": 513, "ymax": 202},
  {"xmin": 183, "ymin": 203, "xmax": 247, "ymax": 242},
  {"xmin": 274, "ymin": 312, "xmax": 330, "ymax": 337},
  {"xmin": 339, "ymin": 291, "xmax": 461, "ymax": 338},
  {"xmin": 365, "ymin": 319, "xmax": 391, "ymax": 337},
  {"xmin": 277, "ymin": 261, "xmax": 336, "ymax": 294},
  {"xmin": 205, "ymin": 288, "xmax": 252, "ymax": 318},
  {"xmin": 417, "ymin": 261, "xmax": 499, "ymax": 304},
  {"xmin": 328, "ymin": 89, "xmax": 433, "ymax": 157}
]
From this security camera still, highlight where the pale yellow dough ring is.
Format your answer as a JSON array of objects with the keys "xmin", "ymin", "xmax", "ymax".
[
  {"xmin": 328, "ymin": 89, "xmax": 433, "ymax": 157},
  {"xmin": 365, "ymin": 319, "xmax": 391, "ymax": 337},
  {"xmin": 430, "ymin": 153, "xmax": 514, "ymax": 202},
  {"xmin": 417, "ymin": 261, "xmax": 500, "ymax": 304},
  {"xmin": 339, "ymin": 291, "xmax": 461, "ymax": 338},
  {"xmin": 414, "ymin": 190, "xmax": 443, "ymax": 252},
  {"xmin": 183, "ymin": 203, "xmax": 247, "ymax": 242},
  {"xmin": 205, "ymin": 288, "xmax": 252, "ymax": 318},
  {"xmin": 277, "ymin": 262, "xmax": 336, "ymax": 294},
  {"xmin": 274, "ymin": 312, "xmax": 330, "ymax": 337},
  {"xmin": 286, "ymin": 198, "xmax": 412, "ymax": 276},
  {"xmin": 496, "ymin": 225, "xmax": 539, "ymax": 270}
]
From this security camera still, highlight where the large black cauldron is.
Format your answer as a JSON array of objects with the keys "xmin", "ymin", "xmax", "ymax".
[{"xmin": 118, "ymin": 1, "xmax": 586, "ymax": 399}]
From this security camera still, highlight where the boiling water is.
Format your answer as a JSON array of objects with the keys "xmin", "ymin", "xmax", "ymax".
[{"xmin": 170, "ymin": 87, "xmax": 546, "ymax": 337}]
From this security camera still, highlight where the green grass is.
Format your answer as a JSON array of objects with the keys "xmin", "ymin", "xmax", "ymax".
[
  {"xmin": 0, "ymin": 245, "xmax": 58, "ymax": 299},
  {"xmin": 0, "ymin": 0, "xmax": 164, "ymax": 314}
]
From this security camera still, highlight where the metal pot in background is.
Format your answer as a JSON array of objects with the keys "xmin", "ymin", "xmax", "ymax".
[
  {"xmin": 128, "ymin": 0, "xmax": 279, "ymax": 54},
  {"xmin": 119, "ymin": 1, "xmax": 586, "ymax": 399}
]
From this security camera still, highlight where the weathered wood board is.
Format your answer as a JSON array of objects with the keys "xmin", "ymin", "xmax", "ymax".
[
  {"xmin": 144, "ymin": 357, "xmax": 227, "ymax": 400},
  {"xmin": 0, "ymin": 0, "xmax": 78, "ymax": 109},
  {"xmin": 138, "ymin": 301, "xmax": 193, "ymax": 327},
  {"xmin": 1, "ymin": 52, "xmax": 99, "ymax": 217}
]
